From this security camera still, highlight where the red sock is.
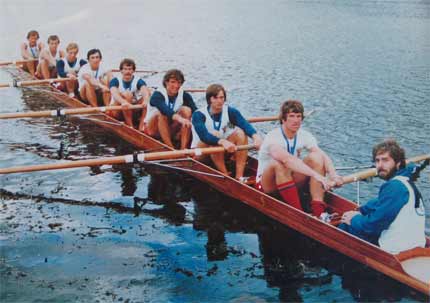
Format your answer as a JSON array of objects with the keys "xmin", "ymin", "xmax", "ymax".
[
  {"xmin": 277, "ymin": 181, "xmax": 303, "ymax": 210},
  {"xmin": 310, "ymin": 200, "xmax": 327, "ymax": 217}
]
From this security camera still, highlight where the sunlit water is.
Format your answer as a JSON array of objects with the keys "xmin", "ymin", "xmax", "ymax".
[{"xmin": 0, "ymin": 1, "xmax": 429, "ymax": 302}]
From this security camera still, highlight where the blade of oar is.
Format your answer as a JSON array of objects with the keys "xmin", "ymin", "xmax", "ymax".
[
  {"xmin": 0, "ymin": 59, "xmax": 37, "ymax": 66},
  {"xmin": 0, "ymin": 104, "xmax": 145, "ymax": 119},
  {"xmin": 342, "ymin": 154, "xmax": 430, "ymax": 184},
  {"xmin": 0, "ymin": 77, "xmax": 72, "ymax": 88},
  {"xmin": 0, "ymin": 144, "xmax": 256, "ymax": 174}
]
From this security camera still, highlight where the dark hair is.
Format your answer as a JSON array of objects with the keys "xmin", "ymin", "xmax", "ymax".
[
  {"xmin": 205, "ymin": 84, "xmax": 226, "ymax": 106},
  {"xmin": 372, "ymin": 139, "xmax": 406, "ymax": 169},
  {"xmin": 163, "ymin": 69, "xmax": 185, "ymax": 87},
  {"xmin": 87, "ymin": 49, "xmax": 102, "ymax": 60},
  {"xmin": 119, "ymin": 58, "xmax": 136, "ymax": 71},
  {"xmin": 279, "ymin": 100, "xmax": 304, "ymax": 124},
  {"xmin": 27, "ymin": 30, "xmax": 39, "ymax": 39},
  {"xmin": 47, "ymin": 35, "xmax": 59, "ymax": 43}
]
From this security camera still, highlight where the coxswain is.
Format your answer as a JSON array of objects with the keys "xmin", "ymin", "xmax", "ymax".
[{"xmin": 339, "ymin": 140, "xmax": 426, "ymax": 253}]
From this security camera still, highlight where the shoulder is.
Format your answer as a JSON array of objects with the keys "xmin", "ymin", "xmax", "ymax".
[
  {"xmin": 79, "ymin": 59, "xmax": 87, "ymax": 66},
  {"xmin": 110, "ymin": 77, "xmax": 120, "ymax": 87},
  {"xmin": 183, "ymin": 91, "xmax": 193, "ymax": 101},
  {"xmin": 192, "ymin": 110, "xmax": 205, "ymax": 120},
  {"xmin": 79, "ymin": 63, "xmax": 89, "ymax": 72},
  {"xmin": 21, "ymin": 42, "xmax": 27, "ymax": 48},
  {"xmin": 298, "ymin": 128, "xmax": 317, "ymax": 143},
  {"xmin": 137, "ymin": 78, "xmax": 146, "ymax": 86},
  {"xmin": 265, "ymin": 128, "xmax": 282, "ymax": 141},
  {"xmin": 151, "ymin": 90, "xmax": 164, "ymax": 100}
]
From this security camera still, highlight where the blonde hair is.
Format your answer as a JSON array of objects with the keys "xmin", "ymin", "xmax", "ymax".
[{"xmin": 66, "ymin": 42, "xmax": 79, "ymax": 52}]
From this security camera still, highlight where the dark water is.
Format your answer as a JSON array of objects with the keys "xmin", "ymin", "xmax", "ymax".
[{"xmin": 1, "ymin": 1, "xmax": 429, "ymax": 302}]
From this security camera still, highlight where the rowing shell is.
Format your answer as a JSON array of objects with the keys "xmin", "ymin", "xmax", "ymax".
[{"xmin": 7, "ymin": 66, "xmax": 430, "ymax": 297}]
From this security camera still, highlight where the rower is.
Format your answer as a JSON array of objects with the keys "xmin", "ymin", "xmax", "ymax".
[
  {"xmin": 191, "ymin": 84, "xmax": 263, "ymax": 181},
  {"xmin": 108, "ymin": 58, "xmax": 151, "ymax": 130},
  {"xmin": 143, "ymin": 69, "xmax": 197, "ymax": 149},
  {"xmin": 339, "ymin": 140, "xmax": 426, "ymax": 253},
  {"xmin": 20, "ymin": 30, "xmax": 44, "ymax": 76},
  {"xmin": 256, "ymin": 100, "xmax": 343, "ymax": 215},
  {"xmin": 56, "ymin": 42, "xmax": 87, "ymax": 98},
  {"xmin": 36, "ymin": 35, "xmax": 65, "ymax": 79},
  {"xmin": 77, "ymin": 49, "xmax": 112, "ymax": 107}
]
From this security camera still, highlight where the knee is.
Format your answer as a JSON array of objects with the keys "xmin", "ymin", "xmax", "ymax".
[
  {"xmin": 178, "ymin": 106, "xmax": 192, "ymax": 119},
  {"xmin": 122, "ymin": 91, "xmax": 133, "ymax": 101},
  {"xmin": 209, "ymin": 130, "xmax": 221, "ymax": 138},
  {"xmin": 306, "ymin": 151, "xmax": 324, "ymax": 168},
  {"xmin": 235, "ymin": 128, "xmax": 247, "ymax": 142}
]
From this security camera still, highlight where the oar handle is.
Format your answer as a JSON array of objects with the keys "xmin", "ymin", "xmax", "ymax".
[
  {"xmin": 0, "ymin": 144, "xmax": 256, "ymax": 174},
  {"xmin": 342, "ymin": 154, "xmax": 430, "ymax": 185}
]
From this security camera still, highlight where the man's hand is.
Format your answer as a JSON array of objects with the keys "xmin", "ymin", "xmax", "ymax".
[
  {"xmin": 177, "ymin": 116, "xmax": 191, "ymax": 128},
  {"xmin": 330, "ymin": 174, "xmax": 344, "ymax": 188},
  {"xmin": 340, "ymin": 210, "xmax": 360, "ymax": 225},
  {"xmin": 252, "ymin": 134, "xmax": 263, "ymax": 150},
  {"xmin": 219, "ymin": 139, "xmax": 237, "ymax": 153}
]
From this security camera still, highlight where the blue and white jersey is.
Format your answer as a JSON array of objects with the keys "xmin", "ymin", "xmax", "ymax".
[
  {"xmin": 144, "ymin": 87, "xmax": 184, "ymax": 124},
  {"xmin": 24, "ymin": 41, "xmax": 42, "ymax": 59},
  {"xmin": 109, "ymin": 76, "xmax": 147, "ymax": 104},
  {"xmin": 191, "ymin": 105, "xmax": 235, "ymax": 147},
  {"xmin": 57, "ymin": 58, "xmax": 87, "ymax": 77},
  {"xmin": 378, "ymin": 176, "xmax": 426, "ymax": 253}
]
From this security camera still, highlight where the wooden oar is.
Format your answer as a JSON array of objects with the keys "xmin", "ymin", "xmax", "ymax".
[
  {"xmin": 342, "ymin": 154, "xmax": 430, "ymax": 184},
  {"xmin": 248, "ymin": 109, "xmax": 316, "ymax": 123},
  {"xmin": 110, "ymin": 69, "xmax": 160, "ymax": 74},
  {"xmin": 0, "ymin": 59, "xmax": 37, "ymax": 66},
  {"xmin": 0, "ymin": 104, "xmax": 145, "ymax": 119},
  {"xmin": 0, "ymin": 144, "xmax": 256, "ymax": 174},
  {"xmin": 0, "ymin": 77, "xmax": 72, "ymax": 88}
]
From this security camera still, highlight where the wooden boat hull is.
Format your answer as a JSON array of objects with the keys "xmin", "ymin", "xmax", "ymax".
[{"xmin": 10, "ymin": 67, "xmax": 430, "ymax": 296}]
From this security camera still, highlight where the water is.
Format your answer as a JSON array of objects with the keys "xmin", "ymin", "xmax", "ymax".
[{"xmin": 1, "ymin": 0, "xmax": 429, "ymax": 302}]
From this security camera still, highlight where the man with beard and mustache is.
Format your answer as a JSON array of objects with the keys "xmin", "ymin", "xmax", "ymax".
[
  {"xmin": 339, "ymin": 140, "xmax": 426, "ymax": 253},
  {"xmin": 256, "ymin": 100, "xmax": 342, "ymax": 215}
]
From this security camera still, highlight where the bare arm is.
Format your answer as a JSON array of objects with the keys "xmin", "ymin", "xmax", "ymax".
[
  {"xmin": 309, "ymin": 146, "xmax": 343, "ymax": 186},
  {"xmin": 269, "ymin": 144, "xmax": 333, "ymax": 190},
  {"xmin": 20, "ymin": 43, "xmax": 30, "ymax": 59},
  {"xmin": 110, "ymin": 87, "xmax": 128, "ymax": 105}
]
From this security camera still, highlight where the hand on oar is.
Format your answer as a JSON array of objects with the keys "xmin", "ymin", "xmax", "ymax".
[
  {"xmin": 0, "ymin": 144, "xmax": 257, "ymax": 174},
  {"xmin": 342, "ymin": 154, "xmax": 430, "ymax": 184}
]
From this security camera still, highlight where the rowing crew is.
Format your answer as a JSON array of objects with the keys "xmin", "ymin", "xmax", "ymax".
[{"xmin": 19, "ymin": 31, "xmax": 426, "ymax": 252}]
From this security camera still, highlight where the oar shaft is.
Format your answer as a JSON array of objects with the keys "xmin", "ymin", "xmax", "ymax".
[
  {"xmin": 0, "ymin": 59, "xmax": 37, "ymax": 66},
  {"xmin": 342, "ymin": 154, "xmax": 430, "ymax": 184},
  {"xmin": 0, "ymin": 144, "xmax": 256, "ymax": 174},
  {"xmin": 110, "ymin": 69, "xmax": 159, "ymax": 73},
  {"xmin": 0, "ymin": 77, "xmax": 72, "ymax": 88}
]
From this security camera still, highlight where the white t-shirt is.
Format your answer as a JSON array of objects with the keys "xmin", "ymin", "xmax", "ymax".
[
  {"xmin": 78, "ymin": 62, "xmax": 109, "ymax": 90},
  {"xmin": 256, "ymin": 127, "xmax": 318, "ymax": 178}
]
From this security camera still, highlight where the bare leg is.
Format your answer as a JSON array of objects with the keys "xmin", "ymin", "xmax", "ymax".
[
  {"xmin": 39, "ymin": 59, "xmax": 51, "ymax": 79},
  {"xmin": 177, "ymin": 106, "xmax": 192, "ymax": 149},
  {"xmin": 261, "ymin": 160, "xmax": 293, "ymax": 193},
  {"xmin": 65, "ymin": 79, "xmax": 77, "ymax": 94},
  {"xmin": 157, "ymin": 114, "xmax": 174, "ymax": 148},
  {"xmin": 226, "ymin": 129, "xmax": 248, "ymax": 179},
  {"xmin": 26, "ymin": 61, "xmax": 36, "ymax": 76},
  {"xmin": 303, "ymin": 151, "xmax": 326, "ymax": 201},
  {"xmin": 138, "ymin": 106, "xmax": 147, "ymax": 132},
  {"xmin": 122, "ymin": 92, "xmax": 134, "ymax": 127},
  {"xmin": 80, "ymin": 82, "xmax": 98, "ymax": 107}
]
